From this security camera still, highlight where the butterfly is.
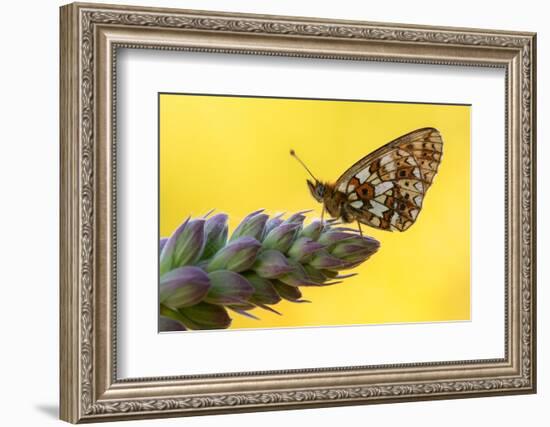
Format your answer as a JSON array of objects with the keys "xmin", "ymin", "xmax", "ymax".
[{"xmin": 290, "ymin": 127, "xmax": 443, "ymax": 233}]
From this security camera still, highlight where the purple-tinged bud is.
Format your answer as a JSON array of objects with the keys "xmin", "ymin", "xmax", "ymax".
[
  {"xmin": 159, "ymin": 305, "xmax": 188, "ymax": 331},
  {"xmin": 303, "ymin": 264, "xmax": 327, "ymax": 284},
  {"xmin": 331, "ymin": 236, "xmax": 380, "ymax": 263},
  {"xmin": 204, "ymin": 270, "xmax": 254, "ymax": 305},
  {"xmin": 243, "ymin": 272, "xmax": 281, "ymax": 305},
  {"xmin": 206, "ymin": 236, "xmax": 261, "ymax": 273},
  {"xmin": 230, "ymin": 210, "xmax": 268, "ymax": 241},
  {"xmin": 308, "ymin": 250, "xmax": 347, "ymax": 270},
  {"xmin": 273, "ymin": 280, "xmax": 310, "ymax": 303},
  {"xmin": 300, "ymin": 220, "xmax": 323, "ymax": 240},
  {"xmin": 264, "ymin": 214, "xmax": 284, "ymax": 236},
  {"xmin": 321, "ymin": 269, "xmax": 338, "ymax": 279},
  {"xmin": 228, "ymin": 302, "xmax": 255, "ymax": 311},
  {"xmin": 253, "ymin": 249, "xmax": 295, "ymax": 278},
  {"xmin": 160, "ymin": 218, "xmax": 206, "ymax": 274},
  {"xmin": 160, "ymin": 217, "xmax": 189, "ymax": 275},
  {"xmin": 279, "ymin": 261, "xmax": 321, "ymax": 287},
  {"xmin": 262, "ymin": 223, "xmax": 300, "ymax": 253},
  {"xmin": 332, "ymin": 245, "xmax": 376, "ymax": 263},
  {"xmin": 317, "ymin": 231, "xmax": 355, "ymax": 248},
  {"xmin": 284, "ymin": 210, "xmax": 311, "ymax": 226},
  {"xmin": 288, "ymin": 237, "xmax": 324, "ymax": 262},
  {"xmin": 174, "ymin": 219, "xmax": 206, "ymax": 266},
  {"xmin": 160, "ymin": 266, "xmax": 211, "ymax": 308},
  {"xmin": 159, "ymin": 316, "xmax": 186, "ymax": 332},
  {"xmin": 201, "ymin": 213, "xmax": 229, "ymax": 259},
  {"xmin": 178, "ymin": 302, "xmax": 232, "ymax": 330}
]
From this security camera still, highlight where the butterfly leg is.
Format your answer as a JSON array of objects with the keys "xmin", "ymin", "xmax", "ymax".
[
  {"xmin": 321, "ymin": 205, "xmax": 325, "ymax": 225},
  {"xmin": 357, "ymin": 220, "xmax": 363, "ymax": 237}
]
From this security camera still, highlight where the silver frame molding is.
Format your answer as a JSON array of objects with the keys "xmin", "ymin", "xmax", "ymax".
[{"xmin": 60, "ymin": 2, "xmax": 536, "ymax": 423}]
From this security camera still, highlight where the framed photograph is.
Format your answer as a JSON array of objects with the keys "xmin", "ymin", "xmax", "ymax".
[{"xmin": 60, "ymin": 2, "xmax": 536, "ymax": 423}]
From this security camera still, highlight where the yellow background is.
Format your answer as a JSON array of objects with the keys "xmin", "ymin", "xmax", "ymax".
[{"xmin": 160, "ymin": 94, "xmax": 470, "ymax": 329}]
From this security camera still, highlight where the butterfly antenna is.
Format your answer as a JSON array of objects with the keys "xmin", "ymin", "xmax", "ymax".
[{"xmin": 289, "ymin": 149, "xmax": 318, "ymax": 182}]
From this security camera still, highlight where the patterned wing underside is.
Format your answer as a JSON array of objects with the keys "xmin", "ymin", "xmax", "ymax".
[{"xmin": 335, "ymin": 128, "xmax": 443, "ymax": 231}]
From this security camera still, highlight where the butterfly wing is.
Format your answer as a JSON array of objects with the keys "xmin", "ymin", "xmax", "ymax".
[{"xmin": 335, "ymin": 127, "xmax": 443, "ymax": 232}]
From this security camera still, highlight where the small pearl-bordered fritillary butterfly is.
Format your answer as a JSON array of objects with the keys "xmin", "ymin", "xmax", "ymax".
[{"xmin": 291, "ymin": 127, "xmax": 443, "ymax": 234}]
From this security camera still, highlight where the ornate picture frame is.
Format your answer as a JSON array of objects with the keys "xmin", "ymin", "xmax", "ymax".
[{"xmin": 60, "ymin": 2, "xmax": 536, "ymax": 423}]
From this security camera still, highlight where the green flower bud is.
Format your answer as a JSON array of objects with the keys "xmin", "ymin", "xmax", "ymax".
[
  {"xmin": 300, "ymin": 220, "xmax": 323, "ymax": 240},
  {"xmin": 253, "ymin": 249, "xmax": 295, "ymax": 278},
  {"xmin": 160, "ymin": 266, "xmax": 211, "ymax": 308},
  {"xmin": 205, "ymin": 270, "xmax": 255, "ymax": 305},
  {"xmin": 262, "ymin": 223, "xmax": 300, "ymax": 252},
  {"xmin": 288, "ymin": 237, "xmax": 324, "ymax": 262},
  {"xmin": 206, "ymin": 236, "xmax": 261, "ymax": 273},
  {"xmin": 230, "ymin": 209, "xmax": 268, "ymax": 241},
  {"xmin": 160, "ymin": 218, "xmax": 206, "ymax": 275},
  {"xmin": 201, "ymin": 213, "xmax": 229, "ymax": 259},
  {"xmin": 178, "ymin": 302, "xmax": 232, "ymax": 330}
]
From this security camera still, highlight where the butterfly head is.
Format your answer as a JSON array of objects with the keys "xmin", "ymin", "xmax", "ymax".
[
  {"xmin": 290, "ymin": 149, "xmax": 326, "ymax": 202},
  {"xmin": 307, "ymin": 179, "xmax": 326, "ymax": 203}
]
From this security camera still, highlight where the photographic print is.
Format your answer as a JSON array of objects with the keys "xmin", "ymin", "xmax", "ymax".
[
  {"xmin": 158, "ymin": 94, "xmax": 471, "ymax": 332},
  {"xmin": 60, "ymin": 4, "xmax": 535, "ymax": 421}
]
